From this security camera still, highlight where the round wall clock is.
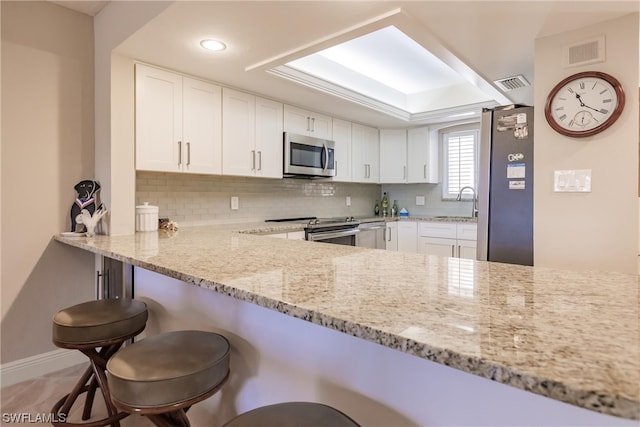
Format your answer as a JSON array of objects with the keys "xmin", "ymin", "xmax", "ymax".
[{"xmin": 544, "ymin": 71, "xmax": 625, "ymax": 138}]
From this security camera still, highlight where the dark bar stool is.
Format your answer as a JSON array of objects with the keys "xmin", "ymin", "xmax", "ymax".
[
  {"xmin": 51, "ymin": 298, "xmax": 148, "ymax": 426},
  {"xmin": 106, "ymin": 330, "xmax": 231, "ymax": 427},
  {"xmin": 222, "ymin": 402, "xmax": 361, "ymax": 427}
]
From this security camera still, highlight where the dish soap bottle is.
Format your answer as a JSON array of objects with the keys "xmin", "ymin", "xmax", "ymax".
[
  {"xmin": 391, "ymin": 200, "xmax": 399, "ymax": 217},
  {"xmin": 381, "ymin": 192, "xmax": 389, "ymax": 217},
  {"xmin": 374, "ymin": 200, "xmax": 380, "ymax": 216}
]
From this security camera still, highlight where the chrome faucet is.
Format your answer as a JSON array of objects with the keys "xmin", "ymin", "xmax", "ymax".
[{"xmin": 456, "ymin": 186, "xmax": 478, "ymax": 218}]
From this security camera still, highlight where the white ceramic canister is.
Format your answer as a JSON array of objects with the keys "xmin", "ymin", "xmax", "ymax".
[{"xmin": 135, "ymin": 202, "xmax": 159, "ymax": 232}]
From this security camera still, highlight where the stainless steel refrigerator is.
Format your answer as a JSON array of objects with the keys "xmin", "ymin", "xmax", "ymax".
[{"xmin": 477, "ymin": 105, "xmax": 534, "ymax": 266}]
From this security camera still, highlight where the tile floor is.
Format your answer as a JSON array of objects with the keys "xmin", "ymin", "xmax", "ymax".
[{"xmin": 0, "ymin": 363, "xmax": 213, "ymax": 426}]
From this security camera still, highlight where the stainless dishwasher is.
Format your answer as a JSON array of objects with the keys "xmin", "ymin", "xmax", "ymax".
[{"xmin": 356, "ymin": 221, "xmax": 386, "ymax": 249}]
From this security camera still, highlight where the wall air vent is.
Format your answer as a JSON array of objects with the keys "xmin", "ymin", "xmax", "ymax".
[
  {"xmin": 493, "ymin": 75, "xmax": 530, "ymax": 92},
  {"xmin": 563, "ymin": 36, "xmax": 605, "ymax": 68}
]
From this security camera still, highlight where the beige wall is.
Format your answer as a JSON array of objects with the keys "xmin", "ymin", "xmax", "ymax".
[
  {"xmin": 534, "ymin": 14, "xmax": 639, "ymax": 274},
  {"xmin": 0, "ymin": 1, "xmax": 95, "ymax": 363}
]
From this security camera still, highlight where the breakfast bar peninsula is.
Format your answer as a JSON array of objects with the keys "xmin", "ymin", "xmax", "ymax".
[{"xmin": 54, "ymin": 223, "xmax": 639, "ymax": 426}]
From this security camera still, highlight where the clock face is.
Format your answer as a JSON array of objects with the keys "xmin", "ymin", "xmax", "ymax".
[{"xmin": 545, "ymin": 71, "xmax": 625, "ymax": 137}]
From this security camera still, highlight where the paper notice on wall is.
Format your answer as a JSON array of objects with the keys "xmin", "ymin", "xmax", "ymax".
[
  {"xmin": 507, "ymin": 163, "xmax": 525, "ymax": 179},
  {"xmin": 509, "ymin": 180, "xmax": 526, "ymax": 190}
]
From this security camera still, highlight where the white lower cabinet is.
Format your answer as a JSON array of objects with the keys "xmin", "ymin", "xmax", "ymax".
[
  {"xmin": 264, "ymin": 230, "xmax": 306, "ymax": 240},
  {"xmin": 385, "ymin": 222, "xmax": 398, "ymax": 251},
  {"xmin": 397, "ymin": 221, "xmax": 417, "ymax": 253},
  {"xmin": 418, "ymin": 222, "xmax": 477, "ymax": 259}
]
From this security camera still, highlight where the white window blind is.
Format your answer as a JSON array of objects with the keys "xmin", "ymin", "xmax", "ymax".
[{"xmin": 443, "ymin": 129, "xmax": 478, "ymax": 199}]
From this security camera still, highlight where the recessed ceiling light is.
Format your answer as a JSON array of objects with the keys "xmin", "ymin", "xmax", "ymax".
[{"xmin": 200, "ymin": 39, "xmax": 226, "ymax": 52}]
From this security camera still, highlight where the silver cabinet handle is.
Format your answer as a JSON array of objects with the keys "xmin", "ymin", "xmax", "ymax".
[
  {"xmin": 311, "ymin": 117, "xmax": 315, "ymax": 132},
  {"xmin": 451, "ymin": 245, "xmax": 455, "ymax": 257},
  {"xmin": 403, "ymin": 165, "xmax": 407, "ymax": 180},
  {"xmin": 307, "ymin": 116, "xmax": 311, "ymax": 132},
  {"xmin": 186, "ymin": 142, "xmax": 191, "ymax": 166},
  {"xmin": 335, "ymin": 160, "xmax": 338, "ymax": 176},
  {"xmin": 257, "ymin": 151, "xmax": 262, "ymax": 171},
  {"xmin": 251, "ymin": 150, "xmax": 256, "ymax": 171},
  {"xmin": 178, "ymin": 141, "xmax": 182, "ymax": 166},
  {"xmin": 457, "ymin": 245, "xmax": 461, "ymax": 258},
  {"xmin": 424, "ymin": 164, "xmax": 427, "ymax": 179}
]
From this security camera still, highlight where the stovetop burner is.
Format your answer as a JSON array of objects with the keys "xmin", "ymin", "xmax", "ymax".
[
  {"xmin": 265, "ymin": 216, "xmax": 360, "ymax": 229},
  {"xmin": 265, "ymin": 217, "xmax": 316, "ymax": 223}
]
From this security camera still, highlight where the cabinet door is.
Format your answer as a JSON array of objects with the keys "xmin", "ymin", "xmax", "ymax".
[
  {"xmin": 255, "ymin": 97, "xmax": 283, "ymax": 179},
  {"xmin": 397, "ymin": 221, "xmax": 417, "ymax": 253},
  {"xmin": 332, "ymin": 119, "xmax": 352, "ymax": 182},
  {"xmin": 283, "ymin": 105, "xmax": 332, "ymax": 139},
  {"xmin": 364, "ymin": 125, "xmax": 380, "ymax": 182},
  {"xmin": 222, "ymin": 88, "xmax": 256, "ymax": 177},
  {"xmin": 456, "ymin": 223, "xmax": 478, "ymax": 241},
  {"xmin": 385, "ymin": 222, "xmax": 398, "ymax": 251},
  {"xmin": 418, "ymin": 222, "xmax": 457, "ymax": 239},
  {"xmin": 283, "ymin": 105, "xmax": 310, "ymax": 135},
  {"xmin": 352, "ymin": 124, "xmax": 379, "ymax": 183},
  {"xmin": 135, "ymin": 64, "xmax": 182, "ymax": 172},
  {"xmin": 379, "ymin": 129, "xmax": 407, "ymax": 183},
  {"xmin": 309, "ymin": 112, "xmax": 332, "ymax": 139},
  {"xmin": 351, "ymin": 123, "xmax": 367, "ymax": 182},
  {"xmin": 419, "ymin": 237, "xmax": 456, "ymax": 257},
  {"xmin": 182, "ymin": 77, "xmax": 222, "ymax": 174},
  {"xmin": 458, "ymin": 240, "xmax": 477, "ymax": 260},
  {"xmin": 407, "ymin": 126, "xmax": 438, "ymax": 183}
]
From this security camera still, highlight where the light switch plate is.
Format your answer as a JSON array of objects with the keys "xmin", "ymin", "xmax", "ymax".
[
  {"xmin": 416, "ymin": 196, "xmax": 425, "ymax": 206},
  {"xmin": 554, "ymin": 169, "xmax": 592, "ymax": 192},
  {"xmin": 346, "ymin": 196, "xmax": 351, "ymax": 206},
  {"xmin": 231, "ymin": 196, "xmax": 239, "ymax": 210}
]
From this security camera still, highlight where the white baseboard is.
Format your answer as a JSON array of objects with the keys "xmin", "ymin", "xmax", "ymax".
[{"xmin": 0, "ymin": 349, "xmax": 86, "ymax": 388}]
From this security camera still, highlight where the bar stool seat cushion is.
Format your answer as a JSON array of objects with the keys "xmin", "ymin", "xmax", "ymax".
[
  {"xmin": 106, "ymin": 330, "xmax": 230, "ymax": 409},
  {"xmin": 53, "ymin": 299, "xmax": 148, "ymax": 346},
  {"xmin": 222, "ymin": 402, "xmax": 360, "ymax": 427}
]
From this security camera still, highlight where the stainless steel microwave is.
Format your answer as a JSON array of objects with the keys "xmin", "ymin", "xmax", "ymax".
[{"xmin": 283, "ymin": 132, "xmax": 335, "ymax": 178}]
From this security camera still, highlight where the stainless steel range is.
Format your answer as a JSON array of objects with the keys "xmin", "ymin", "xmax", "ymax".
[
  {"xmin": 266, "ymin": 217, "xmax": 360, "ymax": 246},
  {"xmin": 304, "ymin": 217, "xmax": 360, "ymax": 245}
]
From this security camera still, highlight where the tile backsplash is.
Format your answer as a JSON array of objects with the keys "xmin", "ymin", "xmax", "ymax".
[{"xmin": 136, "ymin": 172, "xmax": 381, "ymax": 226}]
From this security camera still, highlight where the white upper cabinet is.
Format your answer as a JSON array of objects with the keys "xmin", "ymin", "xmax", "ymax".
[
  {"xmin": 255, "ymin": 96, "xmax": 284, "ymax": 178},
  {"xmin": 332, "ymin": 119, "xmax": 352, "ymax": 182},
  {"xmin": 407, "ymin": 126, "xmax": 438, "ymax": 183},
  {"xmin": 283, "ymin": 105, "xmax": 332, "ymax": 139},
  {"xmin": 379, "ymin": 129, "xmax": 408, "ymax": 183},
  {"xmin": 378, "ymin": 126, "xmax": 438, "ymax": 184},
  {"xmin": 222, "ymin": 88, "xmax": 283, "ymax": 178},
  {"xmin": 182, "ymin": 77, "xmax": 223, "ymax": 174},
  {"xmin": 135, "ymin": 64, "xmax": 222, "ymax": 174},
  {"xmin": 351, "ymin": 123, "xmax": 379, "ymax": 183}
]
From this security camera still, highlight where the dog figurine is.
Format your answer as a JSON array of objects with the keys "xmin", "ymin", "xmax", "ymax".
[{"xmin": 70, "ymin": 180, "xmax": 101, "ymax": 232}]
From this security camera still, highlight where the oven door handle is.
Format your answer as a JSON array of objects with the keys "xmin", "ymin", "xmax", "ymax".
[{"xmin": 307, "ymin": 228, "xmax": 360, "ymax": 242}]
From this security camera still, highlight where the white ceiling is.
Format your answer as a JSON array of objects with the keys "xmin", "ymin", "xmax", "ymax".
[{"xmin": 60, "ymin": 1, "xmax": 639, "ymax": 128}]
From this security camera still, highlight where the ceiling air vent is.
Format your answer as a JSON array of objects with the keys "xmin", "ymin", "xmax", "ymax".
[
  {"xmin": 563, "ymin": 36, "xmax": 605, "ymax": 68},
  {"xmin": 493, "ymin": 75, "xmax": 530, "ymax": 92}
]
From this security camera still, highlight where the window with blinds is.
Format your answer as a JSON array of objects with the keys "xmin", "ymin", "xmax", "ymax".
[{"xmin": 442, "ymin": 129, "xmax": 479, "ymax": 199}]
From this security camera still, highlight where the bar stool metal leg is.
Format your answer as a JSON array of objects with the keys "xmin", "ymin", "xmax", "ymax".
[
  {"xmin": 51, "ymin": 299, "xmax": 148, "ymax": 427},
  {"xmin": 51, "ymin": 333, "xmax": 143, "ymax": 427}
]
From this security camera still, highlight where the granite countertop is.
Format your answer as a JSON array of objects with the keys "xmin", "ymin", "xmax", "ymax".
[{"xmin": 53, "ymin": 224, "xmax": 638, "ymax": 420}]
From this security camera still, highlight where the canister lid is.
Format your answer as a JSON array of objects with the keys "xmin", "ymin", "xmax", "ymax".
[{"xmin": 135, "ymin": 202, "xmax": 158, "ymax": 213}]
